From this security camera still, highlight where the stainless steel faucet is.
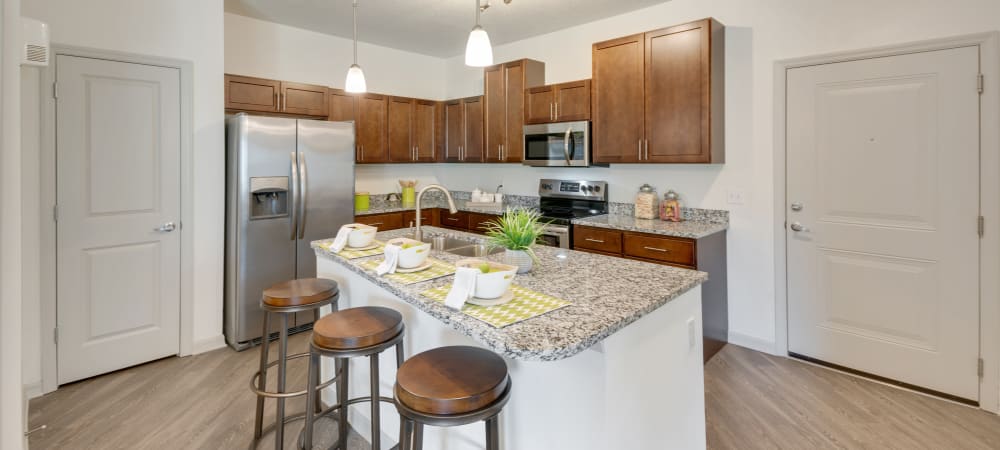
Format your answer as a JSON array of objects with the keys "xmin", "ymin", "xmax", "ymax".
[{"xmin": 414, "ymin": 184, "xmax": 457, "ymax": 242}]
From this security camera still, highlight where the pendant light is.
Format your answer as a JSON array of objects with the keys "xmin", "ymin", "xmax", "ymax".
[
  {"xmin": 344, "ymin": 0, "xmax": 367, "ymax": 93},
  {"xmin": 464, "ymin": 0, "xmax": 493, "ymax": 67}
]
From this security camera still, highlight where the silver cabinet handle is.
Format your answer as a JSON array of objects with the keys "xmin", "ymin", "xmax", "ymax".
[
  {"xmin": 297, "ymin": 152, "xmax": 307, "ymax": 239},
  {"xmin": 154, "ymin": 222, "xmax": 176, "ymax": 232},
  {"xmin": 638, "ymin": 140, "xmax": 643, "ymax": 160},
  {"xmin": 555, "ymin": 102, "xmax": 559, "ymax": 120},
  {"xmin": 790, "ymin": 222, "xmax": 811, "ymax": 232},
  {"xmin": 368, "ymin": 222, "xmax": 384, "ymax": 226},
  {"xmin": 289, "ymin": 152, "xmax": 298, "ymax": 240},
  {"xmin": 445, "ymin": 217, "xmax": 459, "ymax": 222},
  {"xmin": 645, "ymin": 139, "xmax": 649, "ymax": 160},
  {"xmin": 585, "ymin": 238, "xmax": 605, "ymax": 243},
  {"xmin": 643, "ymin": 246, "xmax": 670, "ymax": 253},
  {"xmin": 550, "ymin": 103, "xmax": 555, "ymax": 121}
]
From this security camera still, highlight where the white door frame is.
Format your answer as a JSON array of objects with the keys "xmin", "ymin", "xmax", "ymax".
[
  {"xmin": 38, "ymin": 46, "xmax": 195, "ymax": 394},
  {"xmin": 773, "ymin": 32, "xmax": 1000, "ymax": 413}
]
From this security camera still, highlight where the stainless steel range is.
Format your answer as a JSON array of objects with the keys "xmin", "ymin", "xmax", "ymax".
[{"xmin": 536, "ymin": 179, "xmax": 608, "ymax": 248}]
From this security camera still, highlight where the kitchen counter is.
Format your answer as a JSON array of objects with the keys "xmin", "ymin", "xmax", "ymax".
[
  {"xmin": 353, "ymin": 198, "xmax": 525, "ymax": 216},
  {"xmin": 572, "ymin": 213, "xmax": 728, "ymax": 239},
  {"xmin": 311, "ymin": 226, "xmax": 707, "ymax": 361}
]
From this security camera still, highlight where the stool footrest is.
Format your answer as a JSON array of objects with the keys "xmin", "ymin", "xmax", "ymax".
[{"xmin": 249, "ymin": 355, "xmax": 343, "ymax": 399}]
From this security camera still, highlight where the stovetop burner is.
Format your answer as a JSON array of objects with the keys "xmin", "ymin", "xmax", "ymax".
[{"xmin": 537, "ymin": 179, "xmax": 608, "ymax": 225}]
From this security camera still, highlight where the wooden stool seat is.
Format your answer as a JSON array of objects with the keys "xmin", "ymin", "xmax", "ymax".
[
  {"xmin": 312, "ymin": 306, "xmax": 404, "ymax": 350},
  {"xmin": 262, "ymin": 278, "xmax": 338, "ymax": 308},
  {"xmin": 395, "ymin": 346, "xmax": 510, "ymax": 416}
]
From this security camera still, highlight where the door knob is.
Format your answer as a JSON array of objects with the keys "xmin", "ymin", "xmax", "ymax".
[
  {"xmin": 789, "ymin": 222, "xmax": 810, "ymax": 232},
  {"xmin": 154, "ymin": 222, "xmax": 176, "ymax": 232}
]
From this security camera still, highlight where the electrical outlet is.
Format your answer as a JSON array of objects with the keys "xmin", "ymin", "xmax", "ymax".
[{"xmin": 727, "ymin": 189, "xmax": 745, "ymax": 205}]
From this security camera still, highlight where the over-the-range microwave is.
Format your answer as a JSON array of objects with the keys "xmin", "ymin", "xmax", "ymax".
[{"xmin": 522, "ymin": 120, "xmax": 602, "ymax": 167}]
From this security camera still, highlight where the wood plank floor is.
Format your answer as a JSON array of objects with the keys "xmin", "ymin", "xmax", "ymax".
[{"xmin": 29, "ymin": 338, "xmax": 1000, "ymax": 449}]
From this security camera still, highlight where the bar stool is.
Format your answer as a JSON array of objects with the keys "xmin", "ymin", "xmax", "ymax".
[
  {"xmin": 251, "ymin": 278, "xmax": 339, "ymax": 450},
  {"xmin": 302, "ymin": 306, "xmax": 405, "ymax": 450},
  {"xmin": 393, "ymin": 346, "xmax": 511, "ymax": 450}
]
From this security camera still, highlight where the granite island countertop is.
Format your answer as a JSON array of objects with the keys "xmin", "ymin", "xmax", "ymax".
[
  {"xmin": 312, "ymin": 226, "xmax": 707, "ymax": 361},
  {"xmin": 572, "ymin": 214, "xmax": 728, "ymax": 239}
]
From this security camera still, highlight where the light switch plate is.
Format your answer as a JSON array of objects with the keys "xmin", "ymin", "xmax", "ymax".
[
  {"xmin": 727, "ymin": 189, "xmax": 745, "ymax": 205},
  {"xmin": 687, "ymin": 317, "xmax": 697, "ymax": 349}
]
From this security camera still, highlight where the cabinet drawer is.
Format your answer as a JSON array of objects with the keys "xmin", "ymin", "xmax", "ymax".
[
  {"xmin": 439, "ymin": 210, "xmax": 469, "ymax": 230},
  {"xmin": 573, "ymin": 226, "xmax": 622, "ymax": 254},
  {"xmin": 354, "ymin": 212, "xmax": 403, "ymax": 231},
  {"xmin": 468, "ymin": 213, "xmax": 501, "ymax": 234},
  {"xmin": 623, "ymin": 233, "xmax": 694, "ymax": 267},
  {"xmin": 401, "ymin": 209, "xmax": 437, "ymax": 227}
]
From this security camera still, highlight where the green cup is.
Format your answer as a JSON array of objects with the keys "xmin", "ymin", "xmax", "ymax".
[
  {"xmin": 354, "ymin": 192, "xmax": 370, "ymax": 212},
  {"xmin": 401, "ymin": 187, "xmax": 415, "ymax": 207}
]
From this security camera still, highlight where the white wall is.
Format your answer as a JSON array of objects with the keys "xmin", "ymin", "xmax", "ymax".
[
  {"xmin": 2, "ymin": 0, "xmax": 25, "ymax": 446},
  {"xmin": 20, "ymin": 0, "xmax": 226, "ymax": 393},
  {"xmin": 352, "ymin": 0, "xmax": 1000, "ymax": 350},
  {"xmin": 225, "ymin": 13, "xmax": 446, "ymax": 100}
]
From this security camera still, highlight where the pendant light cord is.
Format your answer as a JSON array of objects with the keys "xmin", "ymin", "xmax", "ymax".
[
  {"xmin": 475, "ymin": 0, "xmax": 480, "ymax": 27},
  {"xmin": 353, "ymin": 0, "xmax": 359, "ymax": 64}
]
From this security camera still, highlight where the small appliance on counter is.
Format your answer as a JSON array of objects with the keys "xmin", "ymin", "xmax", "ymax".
[{"xmin": 536, "ymin": 179, "xmax": 609, "ymax": 248}]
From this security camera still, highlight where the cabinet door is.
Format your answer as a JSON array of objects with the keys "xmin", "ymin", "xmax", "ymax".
[
  {"xmin": 357, "ymin": 94, "xmax": 388, "ymax": 163},
  {"xmin": 463, "ymin": 97, "xmax": 485, "ymax": 162},
  {"xmin": 225, "ymin": 74, "xmax": 279, "ymax": 113},
  {"xmin": 414, "ymin": 99, "xmax": 437, "ymax": 162},
  {"xmin": 483, "ymin": 64, "xmax": 505, "ymax": 162},
  {"xmin": 645, "ymin": 20, "xmax": 713, "ymax": 163},
  {"xmin": 468, "ymin": 213, "xmax": 501, "ymax": 234},
  {"xmin": 354, "ymin": 213, "xmax": 403, "ymax": 231},
  {"xmin": 525, "ymin": 86, "xmax": 555, "ymax": 125},
  {"xmin": 444, "ymin": 100, "xmax": 464, "ymax": 162},
  {"xmin": 503, "ymin": 62, "xmax": 525, "ymax": 162},
  {"xmin": 439, "ymin": 210, "xmax": 470, "ymax": 230},
  {"xmin": 280, "ymin": 81, "xmax": 328, "ymax": 116},
  {"xmin": 328, "ymin": 88, "xmax": 357, "ymax": 122},
  {"xmin": 592, "ymin": 34, "xmax": 645, "ymax": 163},
  {"xmin": 554, "ymin": 80, "xmax": 591, "ymax": 122},
  {"xmin": 401, "ymin": 209, "xmax": 438, "ymax": 228},
  {"xmin": 388, "ymin": 96, "xmax": 415, "ymax": 162}
]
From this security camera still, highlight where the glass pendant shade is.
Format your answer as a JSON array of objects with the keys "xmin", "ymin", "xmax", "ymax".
[
  {"xmin": 465, "ymin": 25, "xmax": 493, "ymax": 67},
  {"xmin": 345, "ymin": 64, "xmax": 367, "ymax": 93}
]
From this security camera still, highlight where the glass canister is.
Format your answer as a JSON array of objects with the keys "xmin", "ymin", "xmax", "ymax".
[
  {"xmin": 660, "ymin": 190, "xmax": 682, "ymax": 222},
  {"xmin": 634, "ymin": 184, "xmax": 658, "ymax": 219}
]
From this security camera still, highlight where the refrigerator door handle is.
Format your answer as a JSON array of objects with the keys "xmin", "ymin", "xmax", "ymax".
[
  {"xmin": 297, "ymin": 152, "xmax": 308, "ymax": 239},
  {"xmin": 289, "ymin": 151, "xmax": 298, "ymax": 240}
]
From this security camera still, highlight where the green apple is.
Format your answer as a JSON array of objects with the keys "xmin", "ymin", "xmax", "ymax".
[{"xmin": 478, "ymin": 263, "xmax": 491, "ymax": 274}]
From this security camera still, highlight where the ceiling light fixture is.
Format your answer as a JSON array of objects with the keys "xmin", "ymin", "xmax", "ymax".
[
  {"xmin": 345, "ymin": 0, "xmax": 367, "ymax": 93},
  {"xmin": 464, "ymin": 0, "xmax": 493, "ymax": 67}
]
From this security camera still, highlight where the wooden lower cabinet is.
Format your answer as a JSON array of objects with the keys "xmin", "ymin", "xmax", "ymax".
[
  {"xmin": 354, "ymin": 212, "xmax": 404, "ymax": 231},
  {"xmin": 467, "ymin": 212, "xmax": 501, "ymax": 233},
  {"xmin": 438, "ymin": 210, "xmax": 470, "ymax": 230},
  {"xmin": 573, "ymin": 225, "xmax": 728, "ymax": 362},
  {"xmin": 401, "ymin": 209, "xmax": 438, "ymax": 228}
]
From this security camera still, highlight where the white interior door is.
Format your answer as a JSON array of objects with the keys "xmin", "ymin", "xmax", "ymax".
[
  {"xmin": 56, "ymin": 55, "xmax": 181, "ymax": 384},
  {"xmin": 786, "ymin": 46, "xmax": 981, "ymax": 401}
]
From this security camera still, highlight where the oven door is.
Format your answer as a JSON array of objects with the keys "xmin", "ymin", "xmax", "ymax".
[
  {"xmin": 537, "ymin": 224, "xmax": 570, "ymax": 249},
  {"xmin": 523, "ymin": 121, "xmax": 590, "ymax": 167}
]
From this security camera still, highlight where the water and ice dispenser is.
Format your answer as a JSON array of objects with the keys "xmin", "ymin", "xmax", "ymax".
[{"xmin": 249, "ymin": 176, "xmax": 289, "ymax": 219}]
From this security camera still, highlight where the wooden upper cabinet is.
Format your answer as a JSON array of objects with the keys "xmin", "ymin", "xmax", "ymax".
[
  {"xmin": 357, "ymin": 93, "xmax": 388, "ymax": 163},
  {"xmin": 592, "ymin": 34, "xmax": 645, "ymax": 163},
  {"xmin": 483, "ymin": 59, "xmax": 545, "ymax": 163},
  {"xmin": 444, "ymin": 100, "xmax": 464, "ymax": 162},
  {"xmin": 414, "ymin": 100, "xmax": 437, "ymax": 162},
  {"xmin": 524, "ymin": 80, "xmax": 591, "ymax": 125},
  {"xmin": 225, "ymin": 74, "xmax": 280, "ymax": 113},
  {"xmin": 644, "ymin": 19, "xmax": 724, "ymax": 163},
  {"xmin": 388, "ymin": 96, "xmax": 415, "ymax": 162},
  {"xmin": 463, "ymin": 96, "xmax": 485, "ymax": 163},
  {"xmin": 281, "ymin": 81, "xmax": 328, "ymax": 116},
  {"xmin": 328, "ymin": 88, "xmax": 357, "ymax": 123}
]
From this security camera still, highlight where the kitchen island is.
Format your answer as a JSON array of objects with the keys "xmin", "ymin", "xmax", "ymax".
[{"xmin": 313, "ymin": 226, "xmax": 709, "ymax": 450}]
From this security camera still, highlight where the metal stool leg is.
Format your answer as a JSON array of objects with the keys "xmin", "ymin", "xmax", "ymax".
[
  {"xmin": 337, "ymin": 358, "xmax": 350, "ymax": 450},
  {"xmin": 370, "ymin": 354, "xmax": 381, "ymax": 450},
  {"xmin": 254, "ymin": 311, "xmax": 272, "ymax": 439},
  {"xmin": 485, "ymin": 416, "xmax": 499, "ymax": 450},
  {"xmin": 303, "ymin": 350, "xmax": 320, "ymax": 449},
  {"xmin": 412, "ymin": 423, "xmax": 423, "ymax": 450},
  {"xmin": 275, "ymin": 313, "xmax": 290, "ymax": 450},
  {"xmin": 395, "ymin": 341, "xmax": 404, "ymax": 368},
  {"xmin": 312, "ymin": 309, "xmax": 323, "ymax": 414},
  {"xmin": 398, "ymin": 417, "xmax": 412, "ymax": 450}
]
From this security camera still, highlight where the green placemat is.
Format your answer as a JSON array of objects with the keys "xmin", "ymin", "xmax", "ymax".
[
  {"xmin": 318, "ymin": 240, "xmax": 386, "ymax": 259},
  {"xmin": 420, "ymin": 284, "xmax": 571, "ymax": 328},
  {"xmin": 359, "ymin": 258, "xmax": 456, "ymax": 284}
]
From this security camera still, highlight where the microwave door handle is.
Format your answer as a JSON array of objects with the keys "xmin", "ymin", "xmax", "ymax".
[{"xmin": 563, "ymin": 126, "xmax": 572, "ymax": 166}]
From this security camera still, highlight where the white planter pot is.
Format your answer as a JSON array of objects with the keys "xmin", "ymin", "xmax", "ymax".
[{"xmin": 504, "ymin": 249, "xmax": 533, "ymax": 274}]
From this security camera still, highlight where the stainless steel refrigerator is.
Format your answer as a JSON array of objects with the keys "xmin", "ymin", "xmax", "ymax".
[{"xmin": 225, "ymin": 113, "xmax": 355, "ymax": 350}]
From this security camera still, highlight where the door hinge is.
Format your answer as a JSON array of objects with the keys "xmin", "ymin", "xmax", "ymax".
[
  {"xmin": 52, "ymin": 81, "xmax": 58, "ymax": 99},
  {"xmin": 979, "ymin": 358, "xmax": 985, "ymax": 378},
  {"xmin": 978, "ymin": 216, "xmax": 985, "ymax": 237},
  {"xmin": 53, "ymin": 204, "xmax": 58, "ymax": 222},
  {"xmin": 53, "ymin": 327, "xmax": 59, "ymax": 345},
  {"xmin": 978, "ymin": 73, "xmax": 984, "ymax": 94}
]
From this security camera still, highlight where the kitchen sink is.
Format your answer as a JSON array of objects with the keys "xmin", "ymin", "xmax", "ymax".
[
  {"xmin": 405, "ymin": 234, "xmax": 479, "ymax": 251},
  {"xmin": 444, "ymin": 244, "xmax": 504, "ymax": 257}
]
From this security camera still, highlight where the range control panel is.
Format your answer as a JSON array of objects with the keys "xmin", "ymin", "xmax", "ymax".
[{"xmin": 539, "ymin": 179, "xmax": 608, "ymax": 200}]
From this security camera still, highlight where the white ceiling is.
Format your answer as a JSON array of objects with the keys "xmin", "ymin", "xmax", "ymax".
[{"xmin": 225, "ymin": 0, "xmax": 670, "ymax": 58}]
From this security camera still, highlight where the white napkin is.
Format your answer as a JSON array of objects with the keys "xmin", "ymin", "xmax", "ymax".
[
  {"xmin": 330, "ymin": 225, "xmax": 353, "ymax": 252},
  {"xmin": 376, "ymin": 244, "xmax": 401, "ymax": 275},
  {"xmin": 445, "ymin": 267, "xmax": 479, "ymax": 309}
]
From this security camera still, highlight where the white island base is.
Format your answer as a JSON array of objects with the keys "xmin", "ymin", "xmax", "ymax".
[{"xmin": 317, "ymin": 257, "xmax": 706, "ymax": 450}]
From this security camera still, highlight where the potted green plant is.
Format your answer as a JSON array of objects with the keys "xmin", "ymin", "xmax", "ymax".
[{"xmin": 483, "ymin": 208, "xmax": 548, "ymax": 273}]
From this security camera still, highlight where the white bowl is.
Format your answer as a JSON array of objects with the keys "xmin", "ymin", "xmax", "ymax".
[
  {"xmin": 344, "ymin": 223, "xmax": 377, "ymax": 248},
  {"xmin": 386, "ymin": 238, "xmax": 431, "ymax": 269},
  {"xmin": 457, "ymin": 259, "xmax": 517, "ymax": 299}
]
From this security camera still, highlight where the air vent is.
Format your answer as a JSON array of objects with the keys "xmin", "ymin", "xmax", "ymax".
[
  {"xmin": 25, "ymin": 44, "xmax": 47, "ymax": 64},
  {"xmin": 21, "ymin": 18, "xmax": 50, "ymax": 67}
]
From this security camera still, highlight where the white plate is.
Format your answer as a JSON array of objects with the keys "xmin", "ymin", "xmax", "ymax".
[
  {"xmin": 395, "ymin": 261, "xmax": 433, "ymax": 273},
  {"xmin": 467, "ymin": 289, "xmax": 515, "ymax": 307},
  {"xmin": 345, "ymin": 242, "xmax": 380, "ymax": 251}
]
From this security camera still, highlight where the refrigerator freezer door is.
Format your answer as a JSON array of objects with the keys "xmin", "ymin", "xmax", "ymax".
[{"xmin": 225, "ymin": 115, "xmax": 298, "ymax": 347}]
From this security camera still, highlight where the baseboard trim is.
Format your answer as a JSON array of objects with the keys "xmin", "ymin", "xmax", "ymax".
[
  {"xmin": 23, "ymin": 381, "xmax": 43, "ymax": 400},
  {"xmin": 727, "ymin": 331, "xmax": 776, "ymax": 355},
  {"xmin": 190, "ymin": 334, "xmax": 227, "ymax": 355}
]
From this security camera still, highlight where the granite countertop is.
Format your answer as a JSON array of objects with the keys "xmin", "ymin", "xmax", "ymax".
[
  {"xmin": 572, "ymin": 214, "xmax": 728, "ymax": 239},
  {"xmin": 312, "ymin": 226, "xmax": 707, "ymax": 361},
  {"xmin": 354, "ymin": 199, "xmax": 525, "ymax": 216}
]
